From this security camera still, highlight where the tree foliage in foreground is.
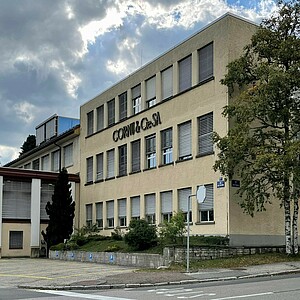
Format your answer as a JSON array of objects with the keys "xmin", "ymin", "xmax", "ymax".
[
  {"xmin": 42, "ymin": 168, "xmax": 75, "ymax": 250},
  {"xmin": 19, "ymin": 134, "xmax": 36, "ymax": 156},
  {"xmin": 214, "ymin": 0, "xmax": 300, "ymax": 254}
]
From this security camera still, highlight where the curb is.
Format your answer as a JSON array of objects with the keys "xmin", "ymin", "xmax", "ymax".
[{"xmin": 18, "ymin": 268, "xmax": 300, "ymax": 291}]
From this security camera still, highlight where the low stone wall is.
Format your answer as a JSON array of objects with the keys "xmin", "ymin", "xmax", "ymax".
[
  {"xmin": 49, "ymin": 250, "xmax": 166, "ymax": 268},
  {"xmin": 50, "ymin": 246, "xmax": 285, "ymax": 268},
  {"xmin": 163, "ymin": 246, "xmax": 286, "ymax": 264}
]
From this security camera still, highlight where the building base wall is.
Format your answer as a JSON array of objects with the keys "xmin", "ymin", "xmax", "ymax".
[{"xmin": 31, "ymin": 247, "xmax": 40, "ymax": 258}]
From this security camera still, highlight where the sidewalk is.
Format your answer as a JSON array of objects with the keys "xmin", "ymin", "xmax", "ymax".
[{"xmin": 15, "ymin": 259, "xmax": 300, "ymax": 290}]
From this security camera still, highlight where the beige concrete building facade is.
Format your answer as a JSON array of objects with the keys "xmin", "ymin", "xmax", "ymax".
[{"xmin": 79, "ymin": 13, "xmax": 287, "ymax": 246}]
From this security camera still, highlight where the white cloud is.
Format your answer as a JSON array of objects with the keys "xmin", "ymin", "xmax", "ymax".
[
  {"xmin": 0, "ymin": 145, "xmax": 19, "ymax": 166},
  {"xmin": 13, "ymin": 101, "xmax": 36, "ymax": 123}
]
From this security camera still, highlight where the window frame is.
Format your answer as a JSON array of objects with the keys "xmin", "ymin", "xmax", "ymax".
[
  {"xmin": 199, "ymin": 42, "xmax": 214, "ymax": 83},
  {"xmin": 119, "ymin": 92, "xmax": 127, "ymax": 121},
  {"xmin": 145, "ymin": 134, "xmax": 156, "ymax": 169},
  {"xmin": 87, "ymin": 110, "xmax": 94, "ymax": 136},
  {"xmin": 118, "ymin": 144, "xmax": 127, "ymax": 177},
  {"xmin": 161, "ymin": 128, "xmax": 173, "ymax": 165},
  {"xmin": 9, "ymin": 231, "xmax": 23, "ymax": 249},
  {"xmin": 107, "ymin": 99, "xmax": 115, "ymax": 126}
]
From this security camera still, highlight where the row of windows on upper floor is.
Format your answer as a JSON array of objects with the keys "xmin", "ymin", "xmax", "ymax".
[
  {"xmin": 22, "ymin": 143, "xmax": 73, "ymax": 172},
  {"xmin": 86, "ymin": 112, "xmax": 213, "ymax": 184},
  {"xmin": 86, "ymin": 42, "xmax": 213, "ymax": 136},
  {"xmin": 86, "ymin": 184, "xmax": 214, "ymax": 229}
]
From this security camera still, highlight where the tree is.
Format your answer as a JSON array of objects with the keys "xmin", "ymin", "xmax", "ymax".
[
  {"xmin": 159, "ymin": 211, "xmax": 186, "ymax": 245},
  {"xmin": 19, "ymin": 134, "xmax": 36, "ymax": 156},
  {"xmin": 213, "ymin": 0, "xmax": 300, "ymax": 254},
  {"xmin": 124, "ymin": 219, "xmax": 157, "ymax": 250},
  {"xmin": 42, "ymin": 168, "xmax": 75, "ymax": 250}
]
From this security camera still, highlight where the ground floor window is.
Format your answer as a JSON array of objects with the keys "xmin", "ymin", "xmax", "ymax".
[
  {"xmin": 146, "ymin": 214, "xmax": 155, "ymax": 224},
  {"xmin": 199, "ymin": 183, "xmax": 214, "ymax": 222},
  {"xmin": 9, "ymin": 231, "xmax": 23, "ymax": 249},
  {"xmin": 107, "ymin": 218, "xmax": 114, "ymax": 228},
  {"xmin": 162, "ymin": 213, "xmax": 172, "ymax": 222},
  {"xmin": 119, "ymin": 216, "xmax": 127, "ymax": 227}
]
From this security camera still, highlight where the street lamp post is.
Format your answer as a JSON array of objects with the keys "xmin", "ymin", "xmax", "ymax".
[{"xmin": 186, "ymin": 186, "xmax": 206, "ymax": 273}]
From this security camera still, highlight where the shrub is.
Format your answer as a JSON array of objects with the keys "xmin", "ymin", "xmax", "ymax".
[
  {"xmin": 105, "ymin": 244, "xmax": 122, "ymax": 252},
  {"xmin": 124, "ymin": 219, "xmax": 157, "ymax": 250},
  {"xmin": 111, "ymin": 227, "xmax": 123, "ymax": 241}
]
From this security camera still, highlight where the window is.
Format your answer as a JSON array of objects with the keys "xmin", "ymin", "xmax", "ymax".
[
  {"xmin": 87, "ymin": 110, "xmax": 94, "ymax": 135},
  {"xmin": 63, "ymin": 143, "xmax": 73, "ymax": 167},
  {"xmin": 179, "ymin": 55, "xmax": 192, "ymax": 92},
  {"xmin": 86, "ymin": 156, "xmax": 93, "ymax": 183},
  {"xmin": 96, "ymin": 153, "xmax": 103, "ymax": 181},
  {"xmin": 41, "ymin": 155, "xmax": 49, "ymax": 171},
  {"xmin": 106, "ymin": 200, "xmax": 114, "ymax": 228},
  {"xmin": 41, "ymin": 183, "xmax": 54, "ymax": 220},
  {"xmin": 178, "ymin": 121, "xmax": 192, "ymax": 160},
  {"xmin": 32, "ymin": 158, "xmax": 39, "ymax": 170},
  {"xmin": 118, "ymin": 144, "xmax": 127, "ymax": 176},
  {"xmin": 145, "ymin": 194, "xmax": 156, "ymax": 224},
  {"xmin": 161, "ymin": 128, "xmax": 173, "ymax": 165},
  {"xmin": 199, "ymin": 42, "xmax": 213, "ymax": 82},
  {"xmin": 161, "ymin": 66, "xmax": 173, "ymax": 100},
  {"xmin": 51, "ymin": 150, "xmax": 60, "ymax": 172},
  {"xmin": 97, "ymin": 105, "xmax": 104, "ymax": 131},
  {"xmin": 131, "ymin": 196, "xmax": 140, "ymax": 220},
  {"xmin": 107, "ymin": 149, "xmax": 115, "ymax": 179},
  {"xmin": 199, "ymin": 184, "xmax": 214, "ymax": 222},
  {"xmin": 96, "ymin": 202, "xmax": 103, "ymax": 228},
  {"xmin": 9, "ymin": 231, "xmax": 23, "ymax": 249},
  {"xmin": 86, "ymin": 204, "xmax": 92, "ymax": 227},
  {"xmin": 161, "ymin": 191, "xmax": 172, "ymax": 222},
  {"xmin": 178, "ymin": 188, "xmax": 192, "ymax": 222},
  {"xmin": 24, "ymin": 163, "xmax": 31, "ymax": 169},
  {"xmin": 118, "ymin": 198, "xmax": 127, "ymax": 227},
  {"xmin": 146, "ymin": 76, "xmax": 156, "ymax": 108},
  {"xmin": 132, "ymin": 84, "xmax": 141, "ymax": 114},
  {"xmin": 198, "ymin": 112, "xmax": 213, "ymax": 156},
  {"xmin": 131, "ymin": 140, "xmax": 140, "ymax": 173},
  {"xmin": 108, "ymin": 99, "xmax": 115, "ymax": 126},
  {"xmin": 3, "ymin": 181, "xmax": 31, "ymax": 219},
  {"xmin": 119, "ymin": 92, "xmax": 127, "ymax": 121},
  {"xmin": 145, "ymin": 134, "xmax": 156, "ymax": 169}
]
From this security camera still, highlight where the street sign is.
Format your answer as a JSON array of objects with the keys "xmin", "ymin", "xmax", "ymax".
[{"xmin": 196, "ymin": 185, "xmax": 206, "ymax": 203}]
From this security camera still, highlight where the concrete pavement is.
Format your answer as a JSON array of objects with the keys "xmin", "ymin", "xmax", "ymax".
[{"xmin": 0, "ymin": 258, "xmax": 300, "ymax": 290}]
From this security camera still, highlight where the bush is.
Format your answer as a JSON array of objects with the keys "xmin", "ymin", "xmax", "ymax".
[
  {"xmin": 104, "ymin": 244, "xmax": 122, "ymax": 252},
  {"xmin": 111, "ymin": 228, "xmax": 123, "ymax": 241},
  {"xmin": 124, "ymin": 219, "xmax": 157, "ymax": 250}
]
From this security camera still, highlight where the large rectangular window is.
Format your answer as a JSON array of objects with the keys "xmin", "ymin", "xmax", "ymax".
[
  {"xmin": 161, "ymin": 128, "xmax": 173, "ymax": 165},
  {"xmin": 119, "ymin": 92, "xmax": 127, "ymax": 121},
  {"xmin": 108, "ymin": 99, "xmax": 115, "ymax": 126},
  {"xmin": 118, "ymin": 198, "xmax": 127, "ymax": 227},
  {"xmin": 178, "ymin": 188, "xmax": 192, "ymax": 222},
  {"xmin": 199, "ymin": 42, "xmax": 213, "ymax": 82},
  {"xmin": 146, "ymin": 76, "xmax": 156, "ymax": 108},
  {"xmin": 9, "ymin": 231, "xmax": 23, "ymax": 249},
  {"xmin": 107, "ymin": 149, "xmax": 115, "ymax": 179},
  {"xmin": 106, "ymin": 200, "xmax": 114, "ymax": 228},
  {"xmin": 41, "ymin": 155, "xmax": 49, "ymax": 171},
  {"xmin": 3, "ymin": 180, "xmax": 31, "ymax": 220},
  {"xmin": 96, "ymin": 153, "xmax": 103, "ymax": 181},
  {"xmin": 40, "ymin": 183, "xmax": 54, "ymax": 220},
  {"xmin": 145, "ymin": 194, "xmax": 156, "ymax": 224},
  {"xmin": 179, "ymin": 55, "xmax": 192, "ymax": 92},
  {"xmin": 161, "ymin": 66, "xmax": 173, "ymax": 100},
  {"xmin": 86, "ymin": 156, "xmax": 93, "ymax": 183},
  {"xmin": 118, "ymin": 144, "xmax": 127, "ymax": 176},
  {"xmin": 97, "ymin": 105, "xmax": 104, "ymax": 131},
  {"xmin": 198, "ymin": 112, "xmax": 213, "ymax": 156},
  {"xmin": 51, "ymin": 150, "xmax": 60, "ymax": 172},
  {"xmin": 161, "ymin": 191, "xmax": 172, "ymax": 222},
  {"xmin": 131, "ymin": 140, "xmax": 140, "ymax": 173},
  {"xmin": 86, "ymin": 204, "xmax": 92, "ymax": 227},
  {"xmin": 178, "ymin": 121, "xmax": 192, "ymax": 160},
  {"xmin": 63, "ymin": 143, "xmax": 73, "ymax": 167},
  {"xmin": 87, "ymin": 110, "xmax": 94, "ymax": 135},
  {"xmin": 32, "ymin": 159, "xmax": 40, "ymax": 170},
  {"xmin": 132, "ymin": 84, "xmax": 141, "ymax": 114},
  {"xmin": 96, "ymin": 202, "xmax": 103, "ymax": 228},
  {"xmin": 145, "ymin": 134, "xmax": 156, "ymax": 169},
  {"xmin": 131, "ymin": 196, "xmax": 140, "ymax": 220},
  {"xmin": 199, "ymin": 184, "xmax": 214, "ymax": 222}
]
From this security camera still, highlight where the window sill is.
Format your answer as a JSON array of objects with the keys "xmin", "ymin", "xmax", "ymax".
[
  {"xmin": 196, "ymin": 151, "xmax": 214, "ymax": 158},
  {"xmin": 116, "ymin": 174, "xmax": 127, "ymax": 178},
  {"xmin": 143, "ymin": 166, "xmax": 157, "ymax": 172},
  {"xmin": 129, "ymin": 170, "xmax": 141, "ymax": 175},
  {"xmin": 94, "ymin": 179, "xmax": 104, "ymax": 184},
  {"xmin": 176, "ymin": 156, "xmax": 193, "ymax": 164},
  {"xmin": 158, "ymin": 162, "xmax": 174, "ymax": 168},
  {"xmin": 85, "ymin": 181, "xmax": 93, "ymax": 186},
  {"xmin": 105, "ymin": 176, "xmax": 116, "ymax": 181},
  {"xmin": 195, "ymin": 221, "xmax": 215, "ymax": 225}
]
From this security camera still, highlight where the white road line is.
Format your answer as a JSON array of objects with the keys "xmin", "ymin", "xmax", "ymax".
[
  {"xmin": 35, "ymin": 290, "xmax": 135, "ymax": 300},
  {"xmin": 177, "ymin": 293, "xmax": 216, "ymax": 299},
  {"xmin": 211, "ymin": 292, "xmax": 274, "ymax": 300}
]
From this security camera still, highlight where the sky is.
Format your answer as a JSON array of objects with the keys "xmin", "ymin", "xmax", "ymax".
[{"xmin": 0, "ymin": 0, "xmax": 278, "ymax": 166}]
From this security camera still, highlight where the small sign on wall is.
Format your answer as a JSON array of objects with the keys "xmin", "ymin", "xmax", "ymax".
[
  {"xmin": 217, "ymin": 177, "xmax": 225, "ymax": 188},
  {"xmin": 231, "ymin": 180, "xmax": 240, "ymax": 188}
]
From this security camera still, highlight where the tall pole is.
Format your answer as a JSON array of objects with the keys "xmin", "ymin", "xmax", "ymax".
[{"xmin": 187, "ymin": 194, "xmax": 195, "ymax": 273}]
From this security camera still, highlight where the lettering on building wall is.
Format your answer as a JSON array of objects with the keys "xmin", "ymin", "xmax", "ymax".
[{"xmin": 113, "ymin": 112, "xmax": 162, "ymax": 142}]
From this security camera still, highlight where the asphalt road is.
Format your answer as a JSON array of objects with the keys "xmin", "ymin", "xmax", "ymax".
[{"xmin": 1, "ymin": 274, "xmax": 300, "ymax": 299}]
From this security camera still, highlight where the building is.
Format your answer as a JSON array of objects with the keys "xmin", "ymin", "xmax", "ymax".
[
  {"xmin": 0, "ymin": 167, "xmax": 79, "ymax": 258},
  {"xmin": 79, "ymin": 13, "xmax": 287, "ymax": 246}
]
